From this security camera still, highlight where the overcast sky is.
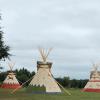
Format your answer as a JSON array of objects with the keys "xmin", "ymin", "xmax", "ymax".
[{"xmin": 0, "ymin": 0, "xmax": 100, "ymax": 79}]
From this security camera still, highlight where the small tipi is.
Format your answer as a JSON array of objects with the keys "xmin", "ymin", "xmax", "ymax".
[
  {"xmin": 83, "ymin": 63, "xmax": 100, "ymax": 92},
  {"xmin": 1, "ymin": 63, "xmax": 21, "ymax": 89},
  {"xmin": 28, "ymin": 48, "xmax": 61, "ymax": 93}
]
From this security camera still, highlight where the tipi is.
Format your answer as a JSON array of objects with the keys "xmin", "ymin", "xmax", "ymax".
[
  {"xmin": 28, "ymin": 48, "xmax": 61, "ymax": 93},
  {"xmin": 1, "ymin": 63, "xmax": 21, "ymax": 89},
  {"xmin": 83, "ymin": 63, "xmax": 100, "ymax": 92}
]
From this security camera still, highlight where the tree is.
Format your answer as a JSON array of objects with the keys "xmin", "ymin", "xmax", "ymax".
[
  {"xmin": 15, "ymin": 68, "xmax": 35, "ymax": 86},
  {"xmin": 0, "ymin": 71, "xmax": 7, "ymax": 83},
  {"xmin": 61, "ymin": 77, "xmax": 70, "ymax": 87},
  {"xmin": 0, "ymin": 14, "xmax": 10, "ymax": 60}
]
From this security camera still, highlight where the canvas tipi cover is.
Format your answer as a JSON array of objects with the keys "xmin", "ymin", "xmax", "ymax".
[
  {"xmin": 83, "ymin": 64, "xmax": 100, "ymax": 92},
  {"xmin": 1, "ymin": 63, "xmax": 21, "ymax": 89},
  {"xmin": 28, "ymin": 49, "xmax": 61, "ymax": 93}
]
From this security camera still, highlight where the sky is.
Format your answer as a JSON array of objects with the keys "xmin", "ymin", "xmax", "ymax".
[{"xmin": 0, "ymin": 0, "xmax": 100, "ymax": 79}]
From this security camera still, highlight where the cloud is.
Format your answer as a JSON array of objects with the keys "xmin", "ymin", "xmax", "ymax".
[{"xmin": 0, "ymin": 0, "xmax": 100, "ymax": 79}]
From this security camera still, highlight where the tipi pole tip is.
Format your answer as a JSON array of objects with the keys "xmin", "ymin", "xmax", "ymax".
[
  {"xmin": 8, "ymin": 62, "xmax": 16, "ymax": 71},
  {"xmin": 38, "ymin": 47, "xmax": 53, "ymax": 62}
]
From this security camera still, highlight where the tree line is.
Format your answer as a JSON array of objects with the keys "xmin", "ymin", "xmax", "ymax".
[
  {"xmin": 0, "ymin": 68, "xmax": 88, "ymax": 88},
  {"xmin": 56, "ymin": 77, "xmax": 88, "ymax": 88}
]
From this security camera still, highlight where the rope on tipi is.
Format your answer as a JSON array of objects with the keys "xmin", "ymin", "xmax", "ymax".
[
  {"xmin": 51, "ymin": 74, "xmax": 71, "ymax": 95},
  {"xmin": 11, "ymin": 76, "xmax": 34, "ymax": 94},
  {"xmin": 11, "ymin": 67, "xmax": 41, "ymax": 94},
  {"xmin": 54, "ymin": 79, "xmax": 71, "ymax": 95},
  {"xmin": 44, "ymin": 68, "xmax": 71, "ymax": 95}
]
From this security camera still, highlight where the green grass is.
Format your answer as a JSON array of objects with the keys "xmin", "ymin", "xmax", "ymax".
[
  {"xmin": 26, "ymin": 85, "xmax": 46, "ymax": 93},
  {"xmin": 0, "ymin": 88, "xmax": 100, "ymax": 100}
]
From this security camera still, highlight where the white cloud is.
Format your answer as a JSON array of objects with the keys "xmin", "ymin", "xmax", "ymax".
[{"xmin": 0, "ymin": 0, "xmax": 100, "ymax": 79}]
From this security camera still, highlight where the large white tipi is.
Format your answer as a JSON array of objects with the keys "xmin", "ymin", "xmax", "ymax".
[
  {"xmin": 28, "ymin": 48, "xmax": 61, "ymax": 93},
  {"xmin": 1, "ymin": 63, "xmax": 21, "ymax": 89},
  {"xmin": 83, "ymin": 63, "xmax": 100, "ymax": 92}
]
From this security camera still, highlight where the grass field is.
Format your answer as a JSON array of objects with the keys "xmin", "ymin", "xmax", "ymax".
[{"xmin": 0, "ymin": 88, "xmax": 100, "ymax": 100}]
